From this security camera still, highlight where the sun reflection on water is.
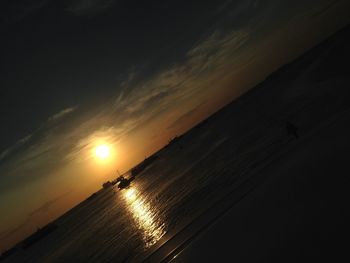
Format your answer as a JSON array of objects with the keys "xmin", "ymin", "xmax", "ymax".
[{"xmin": 122, "ymin": 186, "xmax": 166, "ymax": 248}]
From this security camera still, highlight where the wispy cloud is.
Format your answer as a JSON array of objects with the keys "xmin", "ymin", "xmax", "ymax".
[
  {"xmin": 0, "ymin": 134, "xmax": 32, "ymax": 162},
  {"xmin": 111, "ymin": 29, "xmax": 250, "ymax": 119},
  {"xmin": 48, "ymin": 107, "xmax": 76, "ymax": 122},
  {"xmin": 0, "ymin": 106, "xmax": 76, "ymax": 163}
]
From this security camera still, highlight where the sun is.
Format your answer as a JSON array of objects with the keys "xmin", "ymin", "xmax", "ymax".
[{"xmin": 95, "ymin": 144, "xmax": 110, "ymax": 160}]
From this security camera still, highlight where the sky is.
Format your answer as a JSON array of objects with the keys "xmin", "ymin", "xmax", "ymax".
[{"xmin": 1, "ymin": 0, "xmax": 350, "ymax": 251}]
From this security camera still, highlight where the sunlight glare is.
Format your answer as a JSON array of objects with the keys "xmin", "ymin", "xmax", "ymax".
[
  {"xmin": 122, "ymin": 187, "xmax": 166, "ymax": 248},
  {"xmin": 95, "ymin": 144, "xmax": 110, "ymax": 160}
]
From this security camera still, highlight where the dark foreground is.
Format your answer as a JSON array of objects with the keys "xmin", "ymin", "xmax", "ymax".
[
  {"xmin": 169, "ymin": 107, "xmax": 349, "ymax": 263},
  {"xmin": 2, "ymin": 24, "xmax": 350, "ymax": 263}
]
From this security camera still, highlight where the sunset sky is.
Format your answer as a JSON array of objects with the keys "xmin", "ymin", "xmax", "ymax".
[{"xmin": 1, "ymin": 0, "xmax": 350, "ymax": 250}]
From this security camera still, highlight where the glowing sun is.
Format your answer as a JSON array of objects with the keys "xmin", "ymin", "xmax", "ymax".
[{"xmin": 95, "ymin": 144, "xmax": 110, "ymax": 160}]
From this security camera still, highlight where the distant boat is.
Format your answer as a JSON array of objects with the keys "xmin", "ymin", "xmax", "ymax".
[
  {"xmin": 102, "ymin": 174, "xmax": 134, "ymax": 190},
  {"xmin": 115, "ymin": 175, "xmax": 124, "ymax": 183},
  {"xmin": 117, "ymin": 176, "xmax": 134, "ymax": 190},
  {"xmin": 102, "ymin": 181, "xmax": 113, "ymax": 189}
]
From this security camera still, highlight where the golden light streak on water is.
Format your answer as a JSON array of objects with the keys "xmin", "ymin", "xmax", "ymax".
[{"xmin": 122, "ymin": 186, "xmax": 166, "ymax": 248}]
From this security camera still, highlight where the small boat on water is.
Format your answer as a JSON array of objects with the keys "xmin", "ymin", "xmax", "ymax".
[
  {"xmin": 101, "ymin": 170, "xmax": 136, "ymax": 191},
  {"xmin": 102, "ymin": 181, "xmax": 113, "ymax": 189},
  {"xmin": 116, "ymin": 176, "xmax": 135, "ymax": 190}
]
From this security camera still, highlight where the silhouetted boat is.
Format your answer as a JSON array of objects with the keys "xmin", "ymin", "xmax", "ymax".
[
  {"xmin": 117, "ymin": 176, "xmax": 134, "ymax": 190},
  {"xmin": 102, "ymin": 181, "xmax": 113, "ymax": 189},
  {"xmin": 115, "ymin": 175, "xmax": 124, "ymax": 183}
]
